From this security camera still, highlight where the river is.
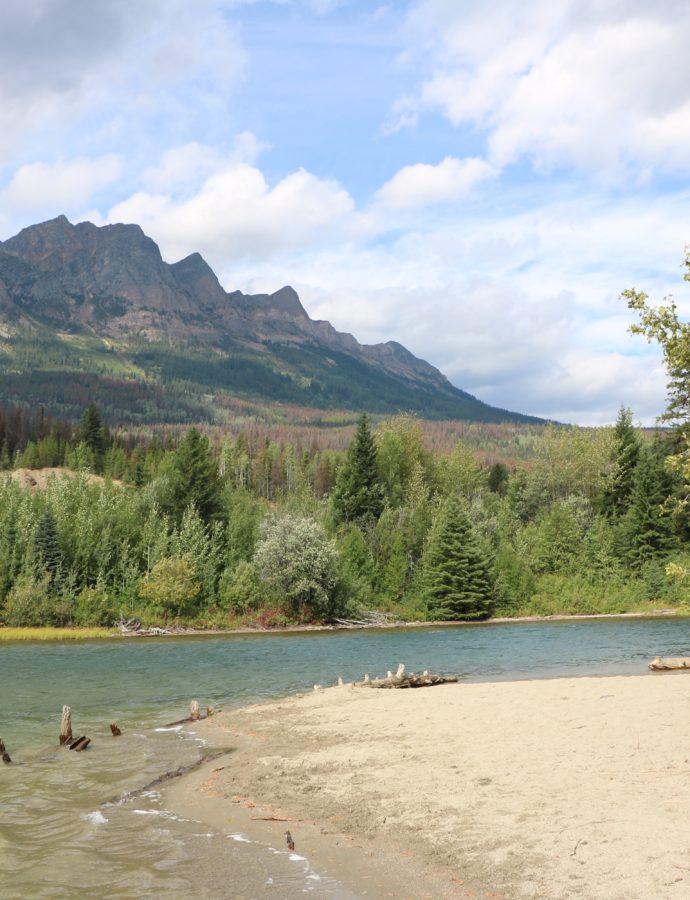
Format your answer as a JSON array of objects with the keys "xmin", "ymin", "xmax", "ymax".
[{"xmin": 1, "ymin": 618, "xmax": 689, "ymax": 898}]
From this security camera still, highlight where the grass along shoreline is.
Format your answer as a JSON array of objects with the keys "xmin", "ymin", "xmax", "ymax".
[{"xmin": 0, "ymin": 607, "xmax": 687, "ymax": 642}]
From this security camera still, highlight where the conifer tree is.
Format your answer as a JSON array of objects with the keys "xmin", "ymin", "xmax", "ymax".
[
  {"xmin": 601, "ymin": 406, "xmax": 640, "ymax": 517},
  {"xmin": 621, "ymin": 442, "xmax": 676, "ymax": 568},
  {"xmin": 422, "ymin": 495, "xmax": 493, "ymax": 620},
  {"xmin": 80, "ymin": 403, "xmax": 107, "ymax": 461},
  {"xmin": 168, "ymin": 427, "xmax": 223, "ymax": 523},
  {"xmin": 332, "ymin": 414, "xmax": 384, "ymax": 524},
  {"xmin": 34, "ymin": 508, "xmax": 63, "ymax": 583}
]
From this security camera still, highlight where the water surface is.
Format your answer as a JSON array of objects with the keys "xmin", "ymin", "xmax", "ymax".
[{"xmin": 2, "ymin": 618, "xmax": 689, "ymax": 897}]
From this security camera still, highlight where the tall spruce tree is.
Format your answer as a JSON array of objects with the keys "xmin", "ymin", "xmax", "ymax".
[
  {"xmin": 332, "ymin": 414, "xmax": 384, "ymax": 524},
  {"xmin": 34, "ymin": 508, "xmax": 63, "ymax": 583},
  {"xmin": 80, "ymin": 403, "xmax": 107, "ymax": 464},
  {"xmin": 168, "ymin": 427, "xmax": 223, "ymax": 523},
  {"xmin": 621, "ymin": 441, "xmax": 676, "ymax": 568},
  {"xmin": 601, "ymin": 406, "xmax": 640, "ymax": 517},
  {"xmin": 422, "ymin": 495, "xmax": 493, "ymax": 620}
]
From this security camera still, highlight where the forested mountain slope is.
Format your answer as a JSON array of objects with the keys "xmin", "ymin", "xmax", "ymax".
[{"xmin": 0, "ymin": 216, "xmax": 542, "ymax": 425}]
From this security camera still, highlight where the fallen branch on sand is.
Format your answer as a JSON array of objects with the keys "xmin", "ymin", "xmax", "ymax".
[
  {"xmin": 354, "ymin": 663, "xmax": 458, "ymax": 689},
  {"xmin": 648, "ymin": 656, "xmax": 690, "ymax": 671}
]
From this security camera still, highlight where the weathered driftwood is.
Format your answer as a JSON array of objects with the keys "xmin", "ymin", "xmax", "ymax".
[
  {"xmin": 163, "ymin": 705, "xmax": 220, "ymax": 728},
  {"xmin": 0, "ymin": 737, "xmax": 11, "ymax": 764},
  {"xmin": 69, "ymin": 736, "xmax": 90, "ymax": 752},
  {"xmin": 190, "ymin": 700, "xmax": 200, "ymax": 721},
  {"xmin": 59, "ymin": 705, "xmax": 73, "ymax": 746},
  {"xmin": 110, "ymin": 722, "xmax": 122, "ymax": 736},
  {"xmin": 649, "ymin": 656, "xmax": 690, "ymax": 671},
  {"xmin": 355, "ymin": 663, "xmax": 458, "ymax": 689},
  {"xmin": 107, "ymin": 751, "xmax": 226, "ymax": 805}
]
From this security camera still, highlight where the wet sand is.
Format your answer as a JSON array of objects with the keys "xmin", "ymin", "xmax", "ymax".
[{"xmin": 164, "ymin": 674, "xmax": 690, "ymax": 899}]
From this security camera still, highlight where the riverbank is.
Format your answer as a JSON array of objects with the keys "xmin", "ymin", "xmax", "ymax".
[
  {"xmin": 165, "ymin": 673, "xmax": 690, "ymax": 899},
  {"xmin": 1, "ymin": 608, "xmax": 685, "ymax": 642}
]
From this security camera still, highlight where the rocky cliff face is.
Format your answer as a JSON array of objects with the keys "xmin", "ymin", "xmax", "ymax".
[{"xmin": 0, "ymin": 216, "xmax": 540, "ymax": 424}]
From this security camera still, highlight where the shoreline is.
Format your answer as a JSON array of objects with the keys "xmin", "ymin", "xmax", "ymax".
[
  {"xmin": 0, "ymin": 608, "xmax": 684, "ymax": 642},
  {"xmin": 163, "ymin": 673, "xmax": 690, "ymax": 899}
]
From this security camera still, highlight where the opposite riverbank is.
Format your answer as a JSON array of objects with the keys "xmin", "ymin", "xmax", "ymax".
[
  {"xmin": 164, "ymin": 673, "xmax": 690, "ymax": 900},
  {"xmin": 0, "ymin": 608, "xmax": 685, "ymax": 641}
]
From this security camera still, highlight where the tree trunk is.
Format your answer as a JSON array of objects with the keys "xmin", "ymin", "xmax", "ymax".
[{"xmin": 59, "ymin": 705, "xmax": 73, "ymax": 746}]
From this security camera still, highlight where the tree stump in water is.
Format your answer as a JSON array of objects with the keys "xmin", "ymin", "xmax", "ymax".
[
  {"xmin": 69, "ymin": 736, "xmax": 91, "ymax": 752},
  {"xmin": 0, "ymin": 737, "xmax": 11, "ymax": 763},
  {"xmin": 59, "ymin": 706, "xmax": 73, "ymax": 746},
  {"xmin": 190, "ymin": 701, "xmax": 200, "ymax": 721},
  {"xmin": 110, "ymin": 722, "xmax": 122, "ymax": 736}
]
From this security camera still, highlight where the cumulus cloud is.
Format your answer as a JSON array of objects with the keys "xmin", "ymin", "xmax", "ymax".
[
  {"xmin": 1, "ymin": 156, "xmax": 122, "ymax": 215},
  {"xmin": 374, "ymin": 156, "xmax": 496, "ymax": 210},
  {"xmin": 104, "ymin": 145, "xmax": 354, "ymax": 264},
  {"xmin": 396, "ymin": 0, "xmax": 690, "ymax": 180}
]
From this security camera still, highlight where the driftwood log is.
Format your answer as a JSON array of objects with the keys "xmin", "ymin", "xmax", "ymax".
[
  {"xmin": 110, "ymin": 722, "xmax": 122, "ymax": 737},
  {"xmin": 0, "ymin": 737, "xmax": 11, "ymax": 763},
  {"xmin": 59, "ymin": 705, "xmax": 73, "ymax": 746},
  {"xmin": 69, "ymin": 736, "xmax": 90, "ymax": 752},
  {"xmin": 649, "ymin": 656, "xmax": 690, "ymax": 671},
  {"xmin": 355, "ymin": 663, "xmax": 458, "ymax": 689}
]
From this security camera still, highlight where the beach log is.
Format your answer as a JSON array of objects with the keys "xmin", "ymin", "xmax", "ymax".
[
  {"xmin": 0, "ymin": 737, "xmax": 11, "ymax": 763},
  {"xmin": 190, "ymin": 701, "xmax": 200, "ymax": 721},
  {"xmin": 69, "ymin": 736, "xmax": 91, "ymax": 752},
  {"xmin": 648, "ymin": 656, "xmax": 690, "ymax": 671},
  {"xmin": 356, "ymin": 671, "xmax": 458, "ymax": 689},
  {"xmin": 59, "ymin": 705, "xmax": 73, "ymax": 746},
  {"xmin": 110, "ymin": 722, "xmax": 122, "ymax": 736}
]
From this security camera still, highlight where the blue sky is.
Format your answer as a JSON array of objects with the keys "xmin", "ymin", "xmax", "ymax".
[{"xmin": 1, "ymin": 0, "xmax": 689, "ymax": 424}]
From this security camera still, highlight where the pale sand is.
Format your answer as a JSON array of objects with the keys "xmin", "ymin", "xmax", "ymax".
[{"xmin": 164, "ymin": 674, "xmax": 690, "ymax": 899}]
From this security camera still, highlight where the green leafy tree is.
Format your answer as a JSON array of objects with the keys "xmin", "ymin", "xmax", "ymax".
[
  {"xmin": 139, "ymin": 556, "xmax": 201, "ymax": 619},
  {"xmin": 625, "ymin": 252, "xmax": 690, "ymax": 427},
  {"xmin": 422, "ymin": 496, "xmax": 493, "ymax": 620},
  {"xmin": 332, "ymin": 414, "xmax": 384, "ymax": 524},
  {"xmin": 254, "ymin": 514, "xmax": 340, "ymax": 620}
]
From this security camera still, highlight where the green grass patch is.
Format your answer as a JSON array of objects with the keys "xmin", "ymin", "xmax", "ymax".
[{"xmin": 0, "ymin": 626, "xmax": 115, "ymax": 641}]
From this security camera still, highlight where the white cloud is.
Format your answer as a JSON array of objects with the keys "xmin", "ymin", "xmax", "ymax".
[
  {"xmin": 398, "ymin": 0, "xmax": 690, "ymax": 180},
  {"xmin": 374, "ymin": 156, "xmax": 496, "ymax": 210},
  {"xmin": 105, "ymin": 150, "xmax": 354, "ymax": 264},
  {"xmin": 1, "ymin": 156, "xmax": 122, "ymax": 215},
  {"xmin": 0, "ymin": 1, "xmax": 245, "ymax": 163}
]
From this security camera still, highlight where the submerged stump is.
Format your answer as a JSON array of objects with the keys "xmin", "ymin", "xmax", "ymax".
[
  {"xmin": 0, "ymin": 737, "xmax": 11, "ymax": 764},
  {"xmin": 59, "ymin": 705, "xmax": 73, "ymax": 746}
]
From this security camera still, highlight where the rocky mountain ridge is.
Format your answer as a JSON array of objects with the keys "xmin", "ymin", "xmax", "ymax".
[{"xmin": 0, "ymin": 216, "xmax": 541, "ymax": 425}]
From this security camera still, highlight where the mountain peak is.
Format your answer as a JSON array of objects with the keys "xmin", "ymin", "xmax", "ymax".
[{"xmin": 0, "ymin": 215, "xmax": 542, "ymax": 424}]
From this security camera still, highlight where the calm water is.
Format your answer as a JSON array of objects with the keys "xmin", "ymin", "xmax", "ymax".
[{"xmin": 1, "ymin": 618, "xmax": 689, "ymax": 898}]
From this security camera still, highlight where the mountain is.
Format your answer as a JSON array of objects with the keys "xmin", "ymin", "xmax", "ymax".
[{"xmin": 0, "ymin": 216, "xmax": 542, "ymax": 425}]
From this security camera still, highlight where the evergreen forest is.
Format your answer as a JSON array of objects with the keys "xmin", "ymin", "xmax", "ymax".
[{"xmin": 1, "ymin": 393, "xmax": 690, "ymax": 630}]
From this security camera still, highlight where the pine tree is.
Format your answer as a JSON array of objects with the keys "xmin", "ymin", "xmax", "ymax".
[
  {"xmin": 332, "ymin": 414, "xmax": 384, "ymax": 524},
  {"xmin": 34, "ymin": 508, "xmax": 63, "ymax": 583},
  {"xmin": 621, "ymin": 441, "xmax": 675, "ymax": 568},
  {"xmin": 422, "ymin": 496, "xmax": 493, "ymax": 620},
  {"xmin": 80, "ymin": 403, "xmax": 107, "ymax": 460},
  {"xmin": 601, "ymin": 406, "xmax": 640, "ymax": 517},
  {"xmin": 169, "ymin": 427, "xmax": 223, "ymax": 523}
]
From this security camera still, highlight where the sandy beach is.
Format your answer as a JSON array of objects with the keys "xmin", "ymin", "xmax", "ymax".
[{"xmin": 165, "ymin": 673, "xmax": 690, "ymax": 899}]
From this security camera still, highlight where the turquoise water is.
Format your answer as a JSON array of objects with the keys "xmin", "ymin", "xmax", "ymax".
[{"xmin": 1, "ymin": 618, "xmax": 689, "ymax": 897}]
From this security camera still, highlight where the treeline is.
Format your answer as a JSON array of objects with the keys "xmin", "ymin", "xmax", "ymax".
[{"xmin": 0, "ymin": 403, "xmax": 688, "ymax": 630}]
